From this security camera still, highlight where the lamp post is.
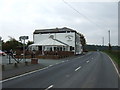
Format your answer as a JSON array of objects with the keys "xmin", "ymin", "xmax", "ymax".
[{"xmin": 19, "ymin": 36, "xmax": 29, "ymax": 62}]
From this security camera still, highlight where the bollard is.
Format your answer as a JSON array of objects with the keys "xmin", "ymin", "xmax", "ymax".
[
  {"xmin": 31, "ymin": 58, "xmax": 38, "ymax": 64},
  {"xmin": 14, "ymin": 63, "xmax": 18, "ymax": 68},
  {"xmin": 2, "ymin": 65, "xmax": 5, "ymax": 71},
  {"xmin": 25, "ymin": 61, "xmax": 28, "ymax": 66}
]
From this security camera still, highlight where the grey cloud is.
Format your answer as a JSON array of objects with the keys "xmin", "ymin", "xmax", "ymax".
[{"xmin": 0, "ymin": 0, "xmax": 118, "ymax": 46}]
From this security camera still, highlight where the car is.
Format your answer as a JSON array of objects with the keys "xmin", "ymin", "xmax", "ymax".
[{"xmin": 0, "ymin": 50, "xmax": 7, "ymax": 56}]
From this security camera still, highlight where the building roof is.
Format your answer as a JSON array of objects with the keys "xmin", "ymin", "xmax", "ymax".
[{"xmin": 34, "ymin": 27, "xmax": 77, "ymax": 34}]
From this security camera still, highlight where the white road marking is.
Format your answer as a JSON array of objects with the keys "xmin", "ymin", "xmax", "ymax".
[
  {"xmin": 75, "ymin": 66, "xmax": 81, "ymax": 71},
  {"xmin": 1, "ymin": 64, "xmax": 54, "ymax": 83},
  {"xmin": 66, "ymin": 74, "xmax": 70, "ymax": 78},
  {"xmin": 86, "ymin": 60, "xmax": 89, "ymax": 63},
  {"xmin": 1, "ymin": 68, "xmax": 44, "ymax": 83},
  {"xmin": 0, "ymin": 54, "xmax": 92, "ymax": 83},
  {"xmin": 107, "ymin": 55, "xmax": 120, "ymax": 77},
  {"xmin": 45, "ymin": 85, "xmax": 53, "ymax": 90},
  {"xmin": 57, "ymin": 62, "xmax": 61, "ymax": 64},
  {"xmin": 1, "ymin": 60, "xmax": 70, "ymax": 83},
  {"xmin": 62, "ymin": 61, "xmax": 65, "ymax": 63},
  {"xmin": 49, "ymin": 65, "xmax": 53, "ymax": 67}
]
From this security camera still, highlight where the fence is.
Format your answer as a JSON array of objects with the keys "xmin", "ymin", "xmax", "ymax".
[{"xmin": 14, "ymin": 50, "xmax": 74, "ymax": 59}]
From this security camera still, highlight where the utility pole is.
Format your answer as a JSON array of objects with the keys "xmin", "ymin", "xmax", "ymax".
[
  {"xmin": 108, "ymin": 30, "xmax": 111, "ymax": 50},
  {"xmin": 19, "ymin": 36, "xmax": 29, "ymax": 63},
  {"xmin": 108, "ymin": 30, "xmax": 110, "ymax": 45},
  {"xmin": 102, "ymin": 37, "xmax": 104, "ymax": 46}
]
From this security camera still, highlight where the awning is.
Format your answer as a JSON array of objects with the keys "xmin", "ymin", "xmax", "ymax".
[{"xmin": 29, "ymin": 38, "xmax": 68, "ymax": 46}]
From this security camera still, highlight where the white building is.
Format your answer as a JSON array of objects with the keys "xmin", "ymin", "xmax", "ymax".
[{"xmin": 29, "ymin": 27, "xmax": 83, "ymax": 55}]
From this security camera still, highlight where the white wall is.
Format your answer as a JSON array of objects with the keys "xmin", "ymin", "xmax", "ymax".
[
  {"xmin": 34, "ymin": 32, "xmax": 75, "ymax": 47},
  {"xmin": 33, "ymin": 32, "xmax": 82, "ymax": 54},
  {"xmin": 75, "ymin": 33, "xmax": 82, "ymax": 54}
]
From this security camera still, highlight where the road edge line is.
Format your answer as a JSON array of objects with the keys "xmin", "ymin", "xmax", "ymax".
[
  {"xmin": 45, "ymin": 85, "xmax": 53, "ymax": 90},
  {"xmin": 1, "ymin": 60, "xmax": 67, "ymax": 83},
  {"xmin": 1, "ymin": 55, "xmax": 87, "ymax": 83},
  {"xmin": 107, "ymin": 54, "xmax": 120, "ymax": 78}
]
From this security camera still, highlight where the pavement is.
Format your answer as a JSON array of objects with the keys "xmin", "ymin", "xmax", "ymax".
[{"xmin": 2, "ymin": 51, "xmax": 119, "ymax": 88}]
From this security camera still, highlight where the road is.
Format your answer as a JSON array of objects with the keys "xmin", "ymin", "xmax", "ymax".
[{"xmin": 2, "ymin": 51, "xmax": 119, "ymax": 88}]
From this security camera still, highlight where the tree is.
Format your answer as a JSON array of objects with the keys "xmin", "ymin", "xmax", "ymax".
[
  {"xmin": 78, "ymin": 33, "xmax": 86, "ymax": 51},
  {"xmin": 26, "ymin": 41, "xmax": 34, "ymax": 47},
  {"xmin": 2, "ymin": 37, "xmax": 23, "ymax": 51}
]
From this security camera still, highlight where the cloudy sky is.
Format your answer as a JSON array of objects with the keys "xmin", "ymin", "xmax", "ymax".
[{"xmin": 0, "ymin": 0, "xmax": 118, "ymax": 46}]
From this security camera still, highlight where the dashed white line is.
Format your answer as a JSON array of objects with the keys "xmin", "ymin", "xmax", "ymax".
[
  {"xmin": 45, "ymin": 85, "xmax": 53, "ymax": 90},
  {"xmin": 49, "ymin": 65, "xmax": 53, "ymax": 67},
  {"xmin": 1, "ymin": 60, "xmax": 70, "ymax": 83},
  {"xmin": 55, "ymin": 63, "xmax": 58, "ymax": 64},
  {"xmin": 75, "ymin": 66, "xmax": 81, "ymax": 71},
  {"xmin": 86, "ymin": 60, "xmax": 89, "ymax": 63}
]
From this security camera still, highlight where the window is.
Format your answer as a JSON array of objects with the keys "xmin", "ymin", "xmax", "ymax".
[
  {"xmin": 54, "ymin": 47, "xmax": 57, "ymax": 51},
  {"xmin": 38, "ymin": 46, "xmax": 42, "ymax": 51},
  {"xmin": 70, "ymin": 46, "xmax": 74, "ymax": 51},
  {"xmin": 60, "ymin": 47, "xmax": 62, "ymax": 51}
]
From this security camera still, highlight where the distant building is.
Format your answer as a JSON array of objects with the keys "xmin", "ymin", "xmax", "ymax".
[{"xmin": 29, "ymin": 27, "xmax": 83, "ymax": 55}]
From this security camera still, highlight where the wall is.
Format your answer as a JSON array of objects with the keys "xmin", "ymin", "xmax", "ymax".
[
  {"xmin": 33, "ymin": 31, "xmax": 82, "ymax": 54},
  {"xmin": 75, "ymin": 33, "xmax": 83, "ymax": 54},
  {"xmin": 34, "ymin": 32, "xmax": 75, "ymax": 49}
]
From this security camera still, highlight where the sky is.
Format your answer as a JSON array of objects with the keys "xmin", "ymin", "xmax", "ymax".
[{"xmin": 0, "ymin": 0, "xmax": 118, "ymax": 46}]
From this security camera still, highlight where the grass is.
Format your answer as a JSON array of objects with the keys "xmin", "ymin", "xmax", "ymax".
[{"xmin": 103, "ymin": 50, "xmax": 120, "ymax": 67}]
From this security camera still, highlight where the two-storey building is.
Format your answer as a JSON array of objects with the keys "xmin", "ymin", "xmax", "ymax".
[{"xmin": 29, "ymin": 27, "xmax": 83, "ymax": 55}]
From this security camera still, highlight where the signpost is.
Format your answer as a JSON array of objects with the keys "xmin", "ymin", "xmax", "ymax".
[{"xmin": 19, "ymin": 36, "xmax": 29, "ymax": 63}]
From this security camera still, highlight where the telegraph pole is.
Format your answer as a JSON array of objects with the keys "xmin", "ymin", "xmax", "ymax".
[
  {"xmin": 102, "ymin": 37, "xmax": 104, "ymax": 46},
  {"xmin": 19, "ymin": 36, "xmax": 29, "ymax": 63},
  {"xmin": 108, "ymin": 30, "xmax": 111, "ymax": 50},
  {"xmin": 108, "ymin": 30, "xmax": 110, "ymax": 45}
]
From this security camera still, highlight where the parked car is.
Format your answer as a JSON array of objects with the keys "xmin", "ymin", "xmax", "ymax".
[{"xmin": 0, "ymin": 50, "xmax": 7, "ymax": 56}]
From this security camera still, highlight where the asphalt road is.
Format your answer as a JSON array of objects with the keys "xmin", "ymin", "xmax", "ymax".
[{"xmin": 2, "ymin": 51, "xmax": 119, "ymax": 88}]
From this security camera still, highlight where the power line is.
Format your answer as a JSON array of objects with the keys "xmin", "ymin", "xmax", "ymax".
[
  {"xmin": 62, "ymin": 0, "xmax": 106, "ymax": 30},
  {"xmin": 62, "ymin": 0, "xmax": 90, "ymax": 21}
]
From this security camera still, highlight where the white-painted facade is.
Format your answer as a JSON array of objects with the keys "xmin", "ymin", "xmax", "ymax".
[{"xmin": 29, "ymin": 27, "xmax": 83, "ymax": 54}]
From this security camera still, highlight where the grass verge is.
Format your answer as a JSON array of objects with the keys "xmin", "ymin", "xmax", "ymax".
[{"xmin": 103, "ymin": 50, "xmax": 120, "ymax": 67}]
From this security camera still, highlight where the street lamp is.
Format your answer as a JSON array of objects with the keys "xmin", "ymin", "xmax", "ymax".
[{"xmin": 19, "ymin": 36, "xmax": 29, "ymax": 62}]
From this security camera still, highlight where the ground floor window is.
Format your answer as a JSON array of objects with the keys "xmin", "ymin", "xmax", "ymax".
[
  {"xmin": 38, "ymin": 46, "xmax": 42, "ymax": 50},
  {"xmin": 70, "ymin": 46, "xmax": 74, "ymax": 51},
  {"xmin": 30, "ymin": 45, "xmax": 70, "ymax": 52}
]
